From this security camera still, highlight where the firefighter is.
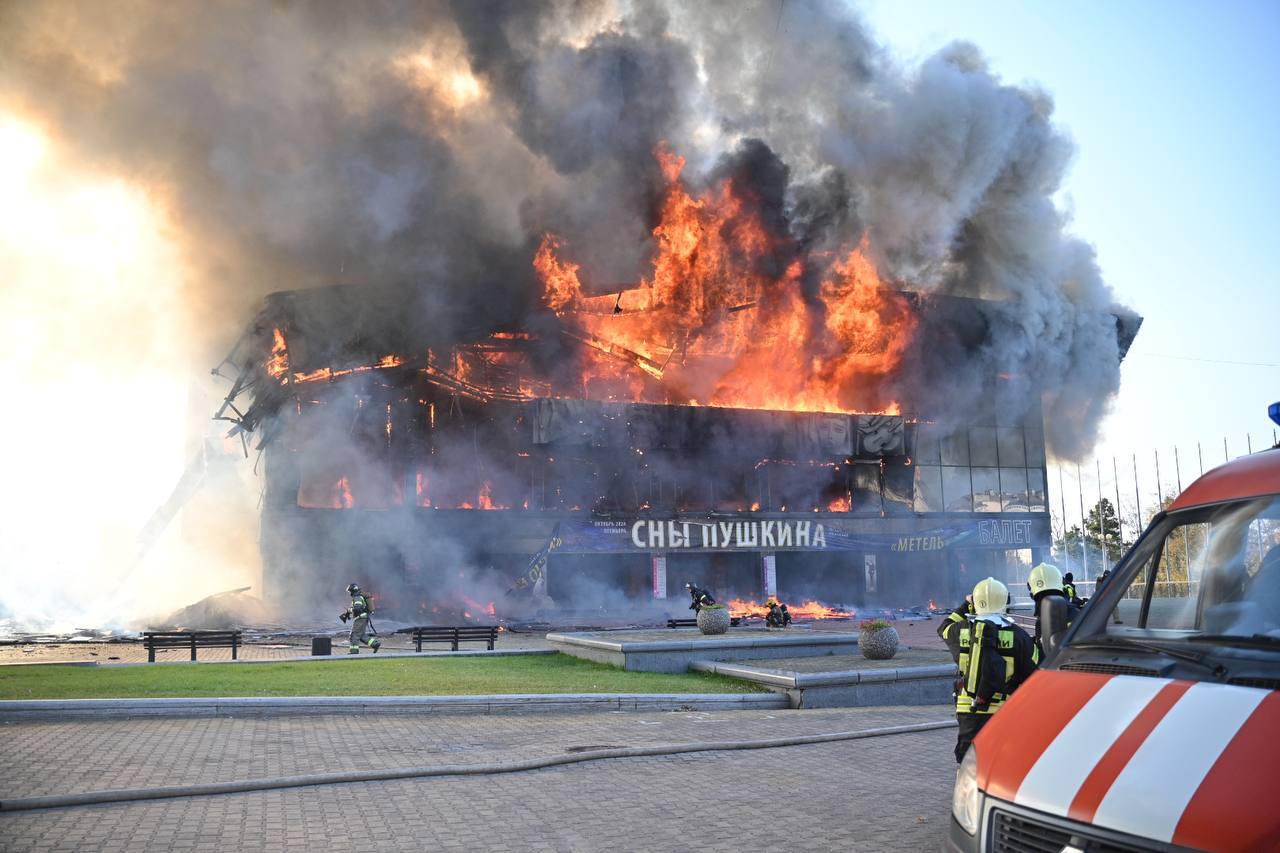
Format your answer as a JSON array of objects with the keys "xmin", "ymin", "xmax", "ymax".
[
  {"xmin": 339, "ymin": 583, "xmax": 381, "ymax": 654},
  {"xmin": 1062, "ymin": 571, "xmax": 1080, "ymax": 605},
  {"xmin": 765, "ymin": 599, "xmax": 791, "ymax": 628},
  {"xmin": 686, "ymin": 582, "xmax": 715, "ymax": 613},
  {"xmin": 1026, "ymin": 562, "xmax": 1079, "ymax": 661},
  {"xmin": 936, "ymin": 593, "xmax": 975, "ymax": 646},
  {"xmin": 939, "ymin": 577, "xmax": 1037, "ymax": 763}
]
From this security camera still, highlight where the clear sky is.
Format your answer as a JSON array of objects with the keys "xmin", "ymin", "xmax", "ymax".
[{"xmin": 859, "ymin": 0, "xmax": 1280, "ymax": 475}]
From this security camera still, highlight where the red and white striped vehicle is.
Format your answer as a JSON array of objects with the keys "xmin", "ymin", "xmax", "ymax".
[{"xmin": 947, "ymin": 434, "xmax": 1280, "ymax": 853}]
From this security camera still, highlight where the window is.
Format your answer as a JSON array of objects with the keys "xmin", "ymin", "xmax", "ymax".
[
  {"xmin": 913, "ymin": 424, "xmax": 942, "ymax": 465},
  {"xmin": 1027, "ymin": 468, "xmax": 1047, "ymax": 512},
  {"xmin": 1086, "ymin": 496, "xmax": 1280, "ymax": 639},
  {"xmin": 996, "ymin": 428, "xmax": 1026, "ymax": 467},
  {"xmin": 969, "ymin": 427, "xmax": 998, "ymax": 467},
  {"xmin": 1024, "ymin": 428, "xmax": 1046, "ymax": 467},
  {"xmin": 971, "ymin": 467, "xmax": 1001, "ymax": 512},
  {"xmin": 1144, "ymin": 522, "xmax": 1210, "ymax": 629},
  {"xmin": 913, "ymin": 465, "xmax": 943, "ymax": 512},
  {"xmin": 999, "ymin": 468, "xmax": 1029, "ymax": 512},
  {"xmin": 940, "ymin": 431, "xmax": 970, "ymax": 466},
  {"xmin": 942, "ymin": 467, "xmax": 973, "ymax": 512}
]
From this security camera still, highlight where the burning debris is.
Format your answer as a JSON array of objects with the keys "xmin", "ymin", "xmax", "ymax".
[{"xmin": 728, "ymin": 598, "xmax": 854, "ymax": 622}]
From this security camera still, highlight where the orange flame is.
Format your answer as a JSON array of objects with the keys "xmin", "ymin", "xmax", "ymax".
[
  {"xmin": 727, "ymin": 598, "xmax": 770, "ymax": 618},
  {"xmin": 727, "ymin": 597, "xmax": 854, "ymax": 620},
  {"xmin": 534, "ymin": 234, "xmax": 583, "ymax": 312},
  {"xmin": 336, "ymin": 476, "xmax": 354, "ymax": 509},
  {"xmin": 266, "ymin": 328, "xmax": 289, "ymax": 382},
  {"xmin": 788, "ymin": 600, "xmax": 855, "ymax": 620},
  {"xmin": 460, "ymin": 596, "xmax": 497, "ymax": 622},
  {"xmin": 827, "ymin": 495, "xmax": 851, "ymax": 512},
  {"xmin": 291, "ymin": 354, "xmax": 405, "ymax": 385},
  {"xmin": 534, "ymin": 145, "xmax": 916, "ymax": 414}
]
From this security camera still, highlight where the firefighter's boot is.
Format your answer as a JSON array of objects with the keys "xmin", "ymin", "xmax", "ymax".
[{"xmin": 371, "ymin": 638, "xmax": 381, "ymax": 653}]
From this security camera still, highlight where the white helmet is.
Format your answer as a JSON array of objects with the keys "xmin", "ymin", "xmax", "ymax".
[
  {"xmin": 1027, "ymin": 563, "xmax": 1063, "ymax": 595},
  {"xmin": 972, "ymin": 577, "xmax": 1010, "ymax": 615}
]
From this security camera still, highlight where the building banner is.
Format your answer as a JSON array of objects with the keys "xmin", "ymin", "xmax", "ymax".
[
  {"xmin": 651, "ymin": 554, "xmax": 667, "ymax": 599},
  {"xmin": 555, "ymin": 516, "xmax": 1047, "ymax": 554},
  {"xmin": 508, "ymin": 522, "xmax": 562, "ymax": 593}
]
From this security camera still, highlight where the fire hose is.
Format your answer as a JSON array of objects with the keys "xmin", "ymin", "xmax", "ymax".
[{"xmin": 0, "ymin": 719, "xmax": 955, "ymax": 812}]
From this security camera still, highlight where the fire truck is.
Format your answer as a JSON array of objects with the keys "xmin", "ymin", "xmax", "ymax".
[{"xmin": 947, "ymin": 404, "xmax": 1280, "ymax": 852}]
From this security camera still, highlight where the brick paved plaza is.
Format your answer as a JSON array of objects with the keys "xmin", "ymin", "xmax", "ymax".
[{"xmin": 0, "ymin": 705, "xmax": 956, "ymax": 851}]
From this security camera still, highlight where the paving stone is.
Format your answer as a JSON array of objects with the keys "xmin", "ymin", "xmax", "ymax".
[{"xmin": 0, "ymin": 706, "xmax": 957, "ymax": 851}]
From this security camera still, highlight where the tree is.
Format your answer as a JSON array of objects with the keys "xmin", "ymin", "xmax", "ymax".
[
  {"xmin": 1053, "ymin": 499, "xmax": 1132, "ymax": 575},
  {"xmin": 1085, "ymin": 498, "xmax": 1128, "ymax": 556}
]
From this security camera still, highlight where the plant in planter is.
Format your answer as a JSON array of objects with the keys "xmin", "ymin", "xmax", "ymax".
[
  {"xmin": 696, "ymin": 604, "xmax": 731, "ymax": 635},
  {"xmin": 858, "ymin": 618, "xmax": 899, "ymax": 660}
]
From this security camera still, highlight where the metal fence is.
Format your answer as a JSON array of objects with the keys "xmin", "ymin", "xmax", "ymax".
[{"xmin": 1049, "ymin": 429, "xmax": 1278, "ymax": 581}]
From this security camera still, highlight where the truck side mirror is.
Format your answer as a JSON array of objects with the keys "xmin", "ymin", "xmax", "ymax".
[{"xmin": 1040, "ymin": 596, "xmax": 1071, "ymax": 657}]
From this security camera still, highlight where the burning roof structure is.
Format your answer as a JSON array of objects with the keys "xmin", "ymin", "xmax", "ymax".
[
  {"xmin": 208, "ymin": 135, "xmax": 1139, "ymax": 622},
  {"xmin": 214, "ymin": 271, "xmax": 1136, "ymax": 621}
]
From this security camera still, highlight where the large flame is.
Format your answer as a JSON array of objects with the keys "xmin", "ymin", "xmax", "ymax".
[
  {"xmin": 534, "ymin": 145, "xmax": 917, "ymax": 413},
  {"xmin": 727, "ymin": 598, "xmax": 856, "ymax": 620}
]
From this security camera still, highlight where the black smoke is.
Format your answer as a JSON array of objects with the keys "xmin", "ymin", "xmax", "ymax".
[{"xmin": 0, "ymin": 0, "xmax": 1133, "ymax": 454}]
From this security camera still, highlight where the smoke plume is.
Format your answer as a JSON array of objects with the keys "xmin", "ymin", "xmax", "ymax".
[{"xmin": 0, "ymin": 0, "xmax": 1133, "ymax": 627}]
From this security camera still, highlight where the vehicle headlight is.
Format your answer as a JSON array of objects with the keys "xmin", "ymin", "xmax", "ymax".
[{"xmin": 952, "ymin": 746, "xmax": 981, "ymax": 836}]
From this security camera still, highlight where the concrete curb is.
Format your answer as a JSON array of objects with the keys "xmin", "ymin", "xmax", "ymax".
[
  {"xmin": 87, "ymin": 648, "xmax": 556, "ymax": 669},
  {"xmin": 0, "ymin": 692, "xmax": 787, "ymax": 721},
  {"xmin": 547, "ymin": 629, "xmax": 861, "ymax": 673},
  {"xmin": 689, "ymin": 660, "xmax": 956, "ymax": 688},
  {"xmin": 546, "ymin": 630, "xmax": 858, "ymax": 654}
]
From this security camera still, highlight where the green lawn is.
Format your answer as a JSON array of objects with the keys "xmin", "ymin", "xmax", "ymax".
[{"xmin": 0, "ymin": 654, "xmax": 764, "ymax": 700}]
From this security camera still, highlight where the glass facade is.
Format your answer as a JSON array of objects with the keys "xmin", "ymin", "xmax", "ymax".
[
  {"xmin": 281, "ymin": 394, "xmax": 1050, "ymax": 517},
  {"xmin": 911, "ymin": 420, "xmax": 1049, "ymax": 514}
]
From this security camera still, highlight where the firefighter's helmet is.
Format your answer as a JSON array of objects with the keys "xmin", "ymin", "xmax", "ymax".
[
  {"xmin": 1027, "ymin": 563, "xmax": 1064, "ymax": 595},
  {"xmin": 971, "ymin": 577, "xmax": 1009, "ymax": 615},
  {"xmin": 347, "ymin": 583, "xmax": 360, "ymax": 596}
]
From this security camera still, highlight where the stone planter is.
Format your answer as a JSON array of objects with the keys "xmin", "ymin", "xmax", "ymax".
[
  {"xmin": 859, "ymin": 626, "xmax": 900, "ymax": 660},
  {"xmin": 696, "ymin": 606, "xmax": 731, "ymax": 635}
]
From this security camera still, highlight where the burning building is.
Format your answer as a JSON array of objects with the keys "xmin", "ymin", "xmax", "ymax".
[
  {"xmin": 214, "ymin": 145, "xmax": 1139, "ymax": 621},
  {"xmin": 4, "ymin": 1, "xmax": 1146, "ymax": 632}
]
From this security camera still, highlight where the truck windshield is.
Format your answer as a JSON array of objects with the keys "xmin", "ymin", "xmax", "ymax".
[{"xmin": 1079, "ymin": 495, "xmax": 1280, "ymax": 646}]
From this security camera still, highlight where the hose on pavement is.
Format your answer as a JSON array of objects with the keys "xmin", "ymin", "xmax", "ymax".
[{"xmin": 0, "ymin": 719, "xmax": 956, "ymax": 812}]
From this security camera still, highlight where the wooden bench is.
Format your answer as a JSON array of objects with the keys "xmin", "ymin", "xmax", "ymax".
[
  {"xmin": 666, "ymin": 617, "xmax": 742, "ymax": 629},
  {"xmin": 411, "ymin": 626, "xmax": 499, "ymax": 652},
  {"xmin": 143, "ymin": 630, "xmax": 242, "ymax": 663}
]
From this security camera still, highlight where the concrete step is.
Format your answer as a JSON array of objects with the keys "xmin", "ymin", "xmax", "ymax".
[{"xmin": 547, "ymin": 626, "xmax": 860, "ymax": 673}]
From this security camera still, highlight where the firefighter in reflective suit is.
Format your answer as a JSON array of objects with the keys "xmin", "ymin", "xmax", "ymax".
[
  {"xmin": 938, "ymin": 577, "xmax": 1037, "ymax": 762},
  {"xmin": 1026, "ymin": 562, "xmax": 1079, "ymax": 661}
]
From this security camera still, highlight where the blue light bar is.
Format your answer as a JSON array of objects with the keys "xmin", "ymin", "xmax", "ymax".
[{"xmin": 1271, "ymin": 402, "xmax": 1280, "ymax": 427}]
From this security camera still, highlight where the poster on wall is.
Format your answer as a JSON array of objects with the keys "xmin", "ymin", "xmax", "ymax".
[
  {"xmin": 864, "ymin": 554, "xmax": 877, "ymax": 593},
  {"xmin": 651, "ymin": 555, "xmax": 667, "ymax": 599}
]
